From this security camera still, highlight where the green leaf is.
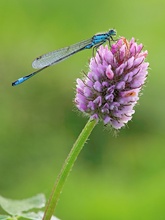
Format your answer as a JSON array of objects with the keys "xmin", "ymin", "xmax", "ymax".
[
  {"xmin": 21, "ymin": 211, "xmax": 60, "ymax": 220},
  {"xmin": 0, "ymin": 194, "xmax": 45, "ymax": 216},
  {"xmin": 20, "ymin": 211, "xmax": 43, "ymax": 220},
  {"xmin": 0, "ymin": 215, "xmax": 11, "ymax": 220}
]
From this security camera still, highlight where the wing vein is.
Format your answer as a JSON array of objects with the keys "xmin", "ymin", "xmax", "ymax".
[{"xmin": 32, "ymin": 38, "xmax": 92, "ymax": 69}]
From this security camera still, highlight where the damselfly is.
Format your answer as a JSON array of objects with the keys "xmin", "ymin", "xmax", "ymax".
[{"xmin": 12, "ymin": 29, "xmax": 116, "ymax": 86}]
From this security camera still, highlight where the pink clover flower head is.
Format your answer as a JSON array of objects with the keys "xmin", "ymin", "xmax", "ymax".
[{"xmin": 75, "ymin": 37, "xmax": 149, "ymax": 129}]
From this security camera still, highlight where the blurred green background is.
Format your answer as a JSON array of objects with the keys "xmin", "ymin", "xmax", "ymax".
[{"xmin": 0, "ymin": 0, "xmax": 165, "ymax": 219}]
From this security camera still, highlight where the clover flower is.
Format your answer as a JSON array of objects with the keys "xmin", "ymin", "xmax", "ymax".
[{"xmin": 75, "ymin": 37, "xmax": 149, "ymax": 129}]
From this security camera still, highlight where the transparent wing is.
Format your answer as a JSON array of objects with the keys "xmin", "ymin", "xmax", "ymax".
[{"xmin": 32, "ymin": 38, "xmax": 92, "ymax": 69}]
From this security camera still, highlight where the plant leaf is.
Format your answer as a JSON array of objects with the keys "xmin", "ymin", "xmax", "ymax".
[
  {"xmin": 21, "ymin": 211, "xmax": 60, "ymax": 220},
  {"xmin": 20, "ymin": 211, "xmax": 43, "ymax": 220},
  {"xmin": 0, "ymin": 215, "xmax": 10, "ymax": 220},
  {"xmin": 0, "ymin": 194, "xmax": 45, "ymax": 215}
]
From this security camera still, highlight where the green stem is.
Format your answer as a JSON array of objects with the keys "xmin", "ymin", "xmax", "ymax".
[{"xmin": 43, "ymin": 118, "xmax": 97, "ymax": 220}]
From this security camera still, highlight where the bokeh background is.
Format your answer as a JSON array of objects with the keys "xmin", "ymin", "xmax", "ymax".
[{"xmin": 0, "ymin": 0, "xmax": 165, "ymax": 219}]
